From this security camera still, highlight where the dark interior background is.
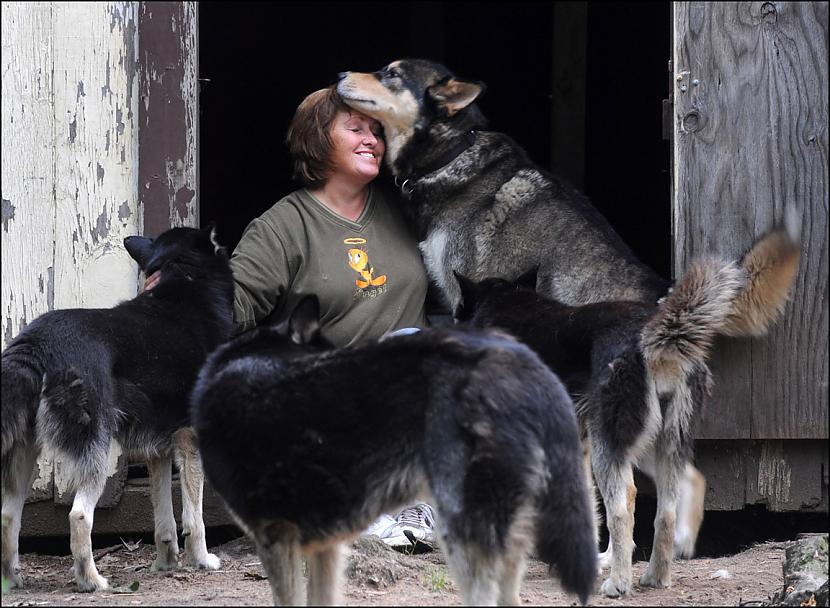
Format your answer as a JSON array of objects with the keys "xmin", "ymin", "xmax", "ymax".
[{"xmin": 199, "ymin": 1, "xmax": 671, "ymax": 279}]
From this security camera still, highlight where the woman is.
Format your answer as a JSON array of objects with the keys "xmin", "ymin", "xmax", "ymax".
[{"xmin": 146, "ymin": 85, "xmax": 435, "ymax": 547}]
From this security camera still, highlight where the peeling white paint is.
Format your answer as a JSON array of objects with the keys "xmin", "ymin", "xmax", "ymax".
[{"xmin": 2, "ymin": 2, "xmax": 140, "ymax": 505}]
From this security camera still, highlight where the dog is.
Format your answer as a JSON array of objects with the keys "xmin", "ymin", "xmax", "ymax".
[
  {"xmin": 190, "ymin": 295, "xmax": 597, "ymax": 606},
  {"xmin": 452, "ymin": 222, "xmax": 801, "ymax": 597},
  {"xmin": 336, "ymin": 58, "xmax": 802, "ymax": 596},
  {"xmin": 1, "ymin": 225, "xmax": 234, "ymax": 592}
]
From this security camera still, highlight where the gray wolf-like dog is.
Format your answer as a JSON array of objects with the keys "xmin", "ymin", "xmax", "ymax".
[
  {"xmin": 190, "ymin": 295, "xmax": 597, "ymax": 606},
  {"xmin": 2, "ymin": 226, "xmax": 233, "ymax": 592},
  {"xmin": 337, "ymin": 58, "xmax": 801, "ymax": 596}
]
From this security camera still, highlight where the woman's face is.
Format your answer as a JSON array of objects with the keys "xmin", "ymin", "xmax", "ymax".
[{"xmin": 328, "ymin": 110, "xmax": 385, "ymax": 185}]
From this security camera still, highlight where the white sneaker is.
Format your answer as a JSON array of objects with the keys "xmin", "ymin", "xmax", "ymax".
[
  {"xmin": 383, "ymin": 504, "xmax": 436, "ymax": 549},
  {"xmin": 362, "ymin": 513, "xmax": 398, "ymax": 539}
]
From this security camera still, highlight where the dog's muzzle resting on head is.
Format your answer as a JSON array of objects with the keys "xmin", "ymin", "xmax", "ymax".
[{"xmin": 337, "ymin": 58, "xmax": 803, "ymax": 597}]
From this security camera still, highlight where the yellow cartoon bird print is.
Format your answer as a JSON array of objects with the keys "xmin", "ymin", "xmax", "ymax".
[{"xmin": 347, "ymin": 248, "xmax": 387, "ymax": 288}]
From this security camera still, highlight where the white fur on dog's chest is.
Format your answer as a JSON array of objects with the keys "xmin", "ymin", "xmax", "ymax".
[{"xmin": 419, "ymin": 229, "xmax": 453, "ymax": 295}]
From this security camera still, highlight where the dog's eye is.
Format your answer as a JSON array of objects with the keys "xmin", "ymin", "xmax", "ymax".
[{"xmin": 386, "ymin": 68, "xmax": 401, "ymax": 79}]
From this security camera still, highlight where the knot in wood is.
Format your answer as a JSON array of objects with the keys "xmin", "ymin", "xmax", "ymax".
[
  {"xmin": 682, "ymin": 111, "xmax": 701, "ymax": 133},
  {"xmin": 761, "ymin": 2, "xmax": 777, "ymax": 24}
]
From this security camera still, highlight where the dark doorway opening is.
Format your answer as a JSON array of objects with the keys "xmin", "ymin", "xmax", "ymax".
[{"xmin": 199, "ymin": 1, "xmax": 671, "ymax": 278}]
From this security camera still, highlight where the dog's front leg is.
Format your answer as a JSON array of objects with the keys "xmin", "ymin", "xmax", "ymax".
[
  {"xmin": 69, "ymin": 478, "xmax": 108, "ymax": 591},
  {"xmin": 639, "ymin": 443, "xmax": 680, "ymax": 588},
  {"xmin": 173, "ymin": 428, "xmax": 220, "ymax": 570},
  {"xmin": 147, "ymin": 453, "xmax": 180, "ymax": 570},
  {"xmin": 256, "ymin": 537, "xmax": 304, "ymax": 606},
  {"xmin": 307, "ymin": 543, "xmax": 344, "ymax": 605}
]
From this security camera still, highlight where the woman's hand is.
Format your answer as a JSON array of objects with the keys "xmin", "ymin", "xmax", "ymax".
[{"xmin": 142, "ymin": 270, "xmax": 161, "ymax": 292}]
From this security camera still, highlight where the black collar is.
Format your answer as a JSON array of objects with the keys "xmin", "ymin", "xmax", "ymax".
[{"xmin": 394, "ymin": 131, "xmax": 477, "ymax": 195}]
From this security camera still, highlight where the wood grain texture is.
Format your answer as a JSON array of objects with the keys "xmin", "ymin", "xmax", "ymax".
[
  {"xmin": 1, "ymin": 2, "xmax": 140, "ymax": 506},
  {"xmin": 673, "ymin": 2, "xmax": 828, "ymax": 439},
  {"xmin": 138, "ymin": 1, "xmax": 199, "ymax": 236}
]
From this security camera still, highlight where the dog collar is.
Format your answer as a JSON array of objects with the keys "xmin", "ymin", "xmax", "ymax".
[{"xmin": 395, "ymin": 130, "xmax": 478, "ymax": 195}]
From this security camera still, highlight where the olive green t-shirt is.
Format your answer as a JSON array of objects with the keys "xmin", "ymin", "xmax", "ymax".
[{"xmin": 230, "ymin": 185, "xmax": 428, "ymax": 347}]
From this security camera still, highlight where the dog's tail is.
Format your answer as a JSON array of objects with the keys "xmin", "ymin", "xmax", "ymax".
[
  {"xmin": 720, "ymin": 209, "xmax": 801, "ymax": 337},
  {"xmin": 640, "ymin": 258, "xmax": 745, "ymax": 382},
  {"xmin": 641, "ymin": 212, "xmax": 801, "ymax": 381},
  {"xmin": 1, "ymin": 350, "xmax": 44, "ymax": 457},
  {"xmin": 535, "ymin": 384, "xmax": 598, "ymax": 605}
]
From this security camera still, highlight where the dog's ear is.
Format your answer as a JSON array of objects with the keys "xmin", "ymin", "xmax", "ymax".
[
  {"xmin": 428, "ymin": 77, "xmax": 485, "ymax": 117},
  {"xmin": 514, "ymin": 265, "xmax": 539, "ymax": 291},
  {"xmin": 200, "ymin": 221, "xmax": 226, "ymax": 257},
  {"xmin": 453, "ymin": 270, "xmax": 479, "ymax": 321},
  {"xmin": 124, "ymin": 236, "xmax": 154, "ymax": 269},
  {"xmin": 288, "ymin": 295, "xmax": 322, "ymax": 345}
]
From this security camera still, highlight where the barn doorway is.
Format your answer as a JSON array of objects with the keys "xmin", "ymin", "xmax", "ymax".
[{"xmin": 198, "ymin": 1, "xmax": 671, "ymax": 279}]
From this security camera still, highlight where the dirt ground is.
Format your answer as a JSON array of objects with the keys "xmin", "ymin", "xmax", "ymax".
[{"xmin": 4, "ymin": 534, "xmax": 788, "ymax": 606}]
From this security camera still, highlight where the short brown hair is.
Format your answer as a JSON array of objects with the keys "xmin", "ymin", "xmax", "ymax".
[{"xmin": 285, "ymin": 86, "xmax": 352, "ymax": 188}]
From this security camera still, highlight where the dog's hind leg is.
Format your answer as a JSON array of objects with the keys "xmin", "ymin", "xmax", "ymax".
[
  {"xmin": 639, "ymin": 441, "xmax": 682, "ymax": 589},
  {"xmin": 147, "ymin": 453, "xmax": 180, "ymax": 571},
  {"xmin": 1, "ymin": 440, "xmax": 40, "ymax": 589},
  {"xmin": 674, "ymin": 462, "xmax": 705, "ymax": 558},
  {"xmin": 441, "ymin": 537, "xmax": 501, "ymax": 606},
  {"xmin": 307, "ymin": 543, "xmax": 344, "ymax": 606},
  {"xmin": 255, "ymin": 536, "xmax": 304, "ymax": 606},
  {"xmin": 173, "ymin": 428, "xmax": 220, "ymax": 570},
  {"xmin": 68, "ymin": 475, "xmax": 109, "ymax": 591},
  {"xmin": 592, "ymin": 445, "xmax": 636, "ymax": 597}
]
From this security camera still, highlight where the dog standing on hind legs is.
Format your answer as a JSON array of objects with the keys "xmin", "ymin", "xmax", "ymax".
[
  {"xmin": 1, "ymin": 225, "xmax": 232, "ymax": 592},
  {"xmin": 337, "ymin": 58, "xmax": 802, "ymax": 596}
]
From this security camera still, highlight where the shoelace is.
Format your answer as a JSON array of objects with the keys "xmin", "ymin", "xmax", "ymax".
[{"xmin": 396, "ymin": 504, "xmax": 435, "ymax": 529}]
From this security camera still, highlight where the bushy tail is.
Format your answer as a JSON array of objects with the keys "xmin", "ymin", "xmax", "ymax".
[
  {"xmin": 535, "ymin": 396, "xmax": 598, "ymax": 604},
  {"xmin": 641, "ymin": 210, "xmax": 801, "ymax": 379},
  {"xmin": 1, "ymin": 353, "xmax": 43, "ymax": 457},
  {"xmin": 720, "ymin": 210, "xmax": 801, "ymax": 337},
  {"xmin": 640, "ymin": 258, "xmax": 745, "ymax": 380}
]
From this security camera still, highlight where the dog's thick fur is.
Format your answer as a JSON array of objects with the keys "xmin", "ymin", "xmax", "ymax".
[
  {"xmin": 1, "ymin": 226, "xmax": 233, "ymax": 592},
  {"xmin": 190, "ymin": 296, "xmax": 597, "ymax": 606},
  {"xmin": 454, "ymin": 223, "xmax": 800, "ymax": 597},
  {"xmin": 337, "ymin": 59, "xmax": 802, "ymax": 596}
]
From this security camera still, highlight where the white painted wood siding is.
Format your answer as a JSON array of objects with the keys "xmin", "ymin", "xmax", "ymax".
[{"xmin": 1, "ymin": 1, "xmax": 140, "ymax": 506}]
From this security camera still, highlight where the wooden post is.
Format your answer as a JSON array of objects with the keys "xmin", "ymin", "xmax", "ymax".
[{"xmin": 673, "ymin": 2, "xmax": 828, "ymax": 441}]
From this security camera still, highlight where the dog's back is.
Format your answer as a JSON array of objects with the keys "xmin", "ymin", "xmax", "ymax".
[
  {"xmin": 2, "ymin": 226, "xmax": 233, "ymax": 592},
  {"xmin": 192, "ymin": 300, "xmax": 597, "ymax": 605}
]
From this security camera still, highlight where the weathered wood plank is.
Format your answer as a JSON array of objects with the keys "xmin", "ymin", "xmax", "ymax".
[
  {"xmin": 49, "ymin": 1, "xmax": 141, "ymax": 506},
  {"xmin": 138, "ymin": 1, "xmax": 199, "ymax": 235},
  {"xmin": 673, "ymin": 2, "xmax": 828, "ymax": 440},
  {"xmin": 1, "ymin": 2, "xmax": 57, "ymax": 501}
]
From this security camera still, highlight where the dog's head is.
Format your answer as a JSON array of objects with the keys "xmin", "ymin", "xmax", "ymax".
[
  {"xmin": 452, "ymin": 266, "xmax": 539, "ymax": 323},
  {"xmin": 337, "ymin": 59, "xmax": 486, "ymax": 166},
  {"xmin": 268, "ymin": 295, "xmax": 334, "ymax": 353},
  {"xmin": 124, "ymin": 223, "xmax": 229, "ymax": 279}
]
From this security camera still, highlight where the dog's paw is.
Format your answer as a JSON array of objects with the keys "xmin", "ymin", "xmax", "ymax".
[
  {"xmin": 2, "ymin": 567, "xmax": 23, "ymax": 589},
  {"xmin": 151, "ymin": 538, "xmax": 180, "ymax": 571},
  {"xmin": 599, "ymin": 575, "xmax": 631, "ymax": 597},
  {"xmin": 674, "ymin": 533, "xmax": 696, "ymax": 559},
  {"xmin": 639, "ymin": 567, "xmax": 671, "ymax": 589},
  {"xmin": 189, "ymin": 552, "xmax": 221, "ymax": 570},
  {"xmin": 74, "ymin": 571, "xmax": 109, "ymax": 592}
]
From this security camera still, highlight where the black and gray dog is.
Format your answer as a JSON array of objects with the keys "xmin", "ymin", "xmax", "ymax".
[
  {"xmin": 2, "ymin": 225, "xmax": 233, "ymax": 592},
  {"xmin": 337, "ymin": 58, "xmax": 802, "ymax": 596},
  {"xmin": 453, "ymin": 224, "xmax": 801, "ymax": 597},
  {"xmin": 190, "ymin": 295, "xmax": 597, "ymax": 606}
]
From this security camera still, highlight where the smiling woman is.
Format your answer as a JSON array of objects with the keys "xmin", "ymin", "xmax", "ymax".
[{"xmin": 228, "ymin": 85, "xmax": 428, "ymax": 347}]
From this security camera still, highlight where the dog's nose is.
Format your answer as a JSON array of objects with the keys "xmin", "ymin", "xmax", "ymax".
[{"xmin": 337, "ymin": 72, "xmax": 349, "ymax": 81}]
